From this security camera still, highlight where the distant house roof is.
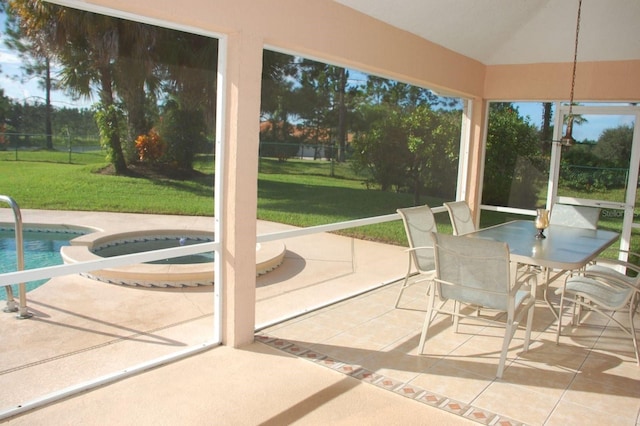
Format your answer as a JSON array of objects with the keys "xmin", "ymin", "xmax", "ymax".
[{"xmin": 260, "ymin": 121, "xmax": 352, "ymax": 143}]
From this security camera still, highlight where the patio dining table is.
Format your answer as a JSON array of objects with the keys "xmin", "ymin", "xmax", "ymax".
[{"xmin": 465, "ymin": 220, "xmax": 620, "ymax": 319}]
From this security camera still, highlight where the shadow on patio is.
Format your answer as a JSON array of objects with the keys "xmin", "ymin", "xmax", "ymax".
[
  {"xmin": 1, "ymin": 210, "xmax": 638, "ymax": 425},
  {"xmin": 260, "ymin": 278, "xmax": 640, "ymax": 425}
]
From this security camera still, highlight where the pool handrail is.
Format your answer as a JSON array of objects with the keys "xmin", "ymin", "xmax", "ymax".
[{"xmin": 0, "ymin": 195, "xmax": 31, "ymax": 318}]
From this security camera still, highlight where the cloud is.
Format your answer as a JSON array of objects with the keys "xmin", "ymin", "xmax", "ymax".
[{"xmin": 0, "ymin": 49, "xmax": 21, "ymax": 65}]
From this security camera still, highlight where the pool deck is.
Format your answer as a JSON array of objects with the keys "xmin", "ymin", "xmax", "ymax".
[
  {"xmin": 0, "ymin": 209, "xmax": 425, "ymax": 424},
  {"xmin": 1, "ymin": 210, "xmax": 639, "ymax": 425}
]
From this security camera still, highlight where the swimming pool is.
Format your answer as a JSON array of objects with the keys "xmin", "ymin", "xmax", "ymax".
[{"xmin": 0, "ymin": 227, "xmax": 89, "ymax": 300}]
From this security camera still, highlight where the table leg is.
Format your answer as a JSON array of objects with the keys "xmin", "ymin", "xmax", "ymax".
[{"xmin": 542, "ymin": 267, "xmax": 560, "ymax": 321}]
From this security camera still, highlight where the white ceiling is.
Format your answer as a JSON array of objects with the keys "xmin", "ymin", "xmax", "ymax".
[{"xmin": 334, "ymin": 0, "xmax": 640, "ymax": 65}]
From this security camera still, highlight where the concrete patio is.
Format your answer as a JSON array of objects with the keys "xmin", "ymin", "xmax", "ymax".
[{"xmin": 0, "ymin": 210, "xmax": 638, "ymax": 425}]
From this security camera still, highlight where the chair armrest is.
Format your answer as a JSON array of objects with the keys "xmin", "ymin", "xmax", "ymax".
[
  {"xmin": 405, "ymin": 246, "xmax": 433, "ymax": 253},
  {"xmin": 592, "ymin": 250, "xmax": 640, "ymax": 275},
  {"xmin": 617, "ymin": 249, "xmax": 640, "ymax": 261},
  {"xmin": 581, "ymin": 269, "xmax": 640, "ymax": 293}
]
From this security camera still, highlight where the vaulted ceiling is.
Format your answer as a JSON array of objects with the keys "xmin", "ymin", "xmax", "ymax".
[{"xmin": 334, "ymin": 0, "xmax": 640, "ymax": 66}]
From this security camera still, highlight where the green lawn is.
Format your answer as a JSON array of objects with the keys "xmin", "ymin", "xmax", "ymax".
[
  {"xmin": 1, "ymin": 154, "xmax": 427, "ymax": 244},
  {"xmin": 0, "ymin": 153, "xmax": 636, "ymax": 252}
]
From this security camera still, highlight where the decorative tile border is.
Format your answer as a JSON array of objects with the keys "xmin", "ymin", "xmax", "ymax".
[
  {"xmin": 256, "ymin": 333, "xmax": 526, "ymax": 426},
  {"xmin": 91, "ymin": 234, "xmax": 213, "ymax": 251},
  {"xmin": 0, "ymin": 225, "xmax": 89, "ymax": 236}
]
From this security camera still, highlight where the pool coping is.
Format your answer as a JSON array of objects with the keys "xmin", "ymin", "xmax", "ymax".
[
  {"xmin": 0, "ymin": 222, "xmax": 100, "ymax": 236},
  {"xmin": 61, "ymin": 228, "xmax": 286, "ymax": 288}
]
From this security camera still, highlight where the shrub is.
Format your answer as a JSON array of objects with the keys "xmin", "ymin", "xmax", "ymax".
[
  {"xmin": 158, "ymin": 107, "xmax": 208, "ymax": 170},
  {"xmin": 135, "ymin": 129, "xmax": 165, "ymax": 162}
]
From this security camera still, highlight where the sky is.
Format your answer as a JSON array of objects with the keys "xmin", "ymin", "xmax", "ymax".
[
  {"xmin": 513, "ymin": 102, "xmax": 635, "ymax": 143},
  {"xmin": 0, "ymin": 31, "xmax": 93, "ymax": 109}
]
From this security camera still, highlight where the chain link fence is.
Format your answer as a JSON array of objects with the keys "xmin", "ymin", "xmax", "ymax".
[
  {"xmin": 0, "ymin": 132, "xmax": 104, "ymax": 164},
  {"xmin": 258, "ymin": 141, "xmax": 358, "ymax": 178},
  {"xmin": 259, "ymin": 140, "xmax": 345, "ymax": 161}
]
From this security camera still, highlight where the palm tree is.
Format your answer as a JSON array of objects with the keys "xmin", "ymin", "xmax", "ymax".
[{"xmin": 9, "ymin": 1, "xmax": 129, "ymax": 172}]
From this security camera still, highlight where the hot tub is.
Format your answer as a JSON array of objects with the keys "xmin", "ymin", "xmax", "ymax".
[{"xmin": 61, "ymin": 229, "xmax": 286, "ymax": 288}]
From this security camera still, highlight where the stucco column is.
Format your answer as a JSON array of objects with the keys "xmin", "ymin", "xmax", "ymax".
[
  {"xmin": 466, "ymin": 97, "xmax": 488, "ymax": 224},
  {"xmin": 220, "ymin": 31, "xmax": 263, "ymax": 347}
]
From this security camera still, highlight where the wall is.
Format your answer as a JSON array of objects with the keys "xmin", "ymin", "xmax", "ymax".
[
  {"xmin": 485, "ymin": 60, "xmax": 640, "ymax": 101},
  {"xmin": 57, "ymin": 0, "xmax": 487, "ymax": 97}
]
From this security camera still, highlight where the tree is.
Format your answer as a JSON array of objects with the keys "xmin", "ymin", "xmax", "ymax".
[
  {"xmin": 157, "ymin": 28, "xmax": 218, "ymax": 168},
  {"xmin": 592, "ymin": 124, "xmax": 633, "ymax": 168},
  {"xmin": 52, "ymin": 107, "xmax": 99, "ymax": 142},
  {"xmin": 483, "ymin": 103, "xmax": 542, "ymax": 208},
  {"xmin": 364, "ymin": 76, "xmax": 441, "ymax": 108},
  {"xmin": 113, "ymin": 21, "xmax": 160, "ymax": 163},
  {"xmin": 7, "ymin": 2, "xmax": 217, "ymax": 173},
  {"xmin": 261, "ymin": 51, "xmax": 298, "ymax": 144},
  {"xmin": 260, "ymin": 52, "xmax": 362, "ymax": 165},
  {"xmin": 0, "ymin": 88, "xmax": 10, "ymax": 149},
  {"xmin": 3, "ymin": 2, "xmax": 57, "ymax": 149},
  {"xmin": 350, "ymin": 74, "xmax": 462, "ymax": 202},
  {"xmin": 351, "ymin": 104, "xmax": 410, "ymax": 191},
  {"xmin": 351, "ymin": 102, "xmax": 460, "ymax": 203},
  {"xmin": 541, "ymin": 102, "xmax": 553, "ymax": 155},
  {"xmin": 296, "ymin": 59, "xmax": 342, "ymax": 160},
  {"xmin": 336, "ymin": 67, "xmax": 348, "ymax": 162},
  {"xmin": 8, "ymin": 1, "xmax": 131, "ymax": 173},
  {"xmin": 559, "ymin": 124, "xmax": 636, "ymax": 191},
  {"xmin": 403, "ymin": 105, "xmax": 460, "ymax": 203},
  {"xmin": 539, "ymin": 102, "xmax": 589, "ymax": 152},
  {"xmin": 158, "ymin": 98, "xmax": 207, "ymax": 170},
  {"xmin": 558, "ymin": 124, "xmax": 633, "ymax": 191}
]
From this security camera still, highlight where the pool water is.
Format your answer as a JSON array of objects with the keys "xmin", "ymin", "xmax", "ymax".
[
  {"xmin": 0, "ymin": 229, "xmax": 83, "ymax": 301},
  {"xmin": 92, "ymin": 237, "xmax": 214, "ymax": 265}
]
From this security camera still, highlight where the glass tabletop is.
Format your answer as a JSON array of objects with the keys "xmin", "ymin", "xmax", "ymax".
[{"xmin": 466, "ymin": 220, "xmax": 620, "ymax": 270}]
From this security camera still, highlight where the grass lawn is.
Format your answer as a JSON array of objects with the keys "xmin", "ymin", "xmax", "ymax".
[
  {"xmin": 0, "ymin": 152, "xmax": 636, "ymax": 253},
  {"xmin": 0, "ymin": 154, "xmax": 434, "ymax": 245}
]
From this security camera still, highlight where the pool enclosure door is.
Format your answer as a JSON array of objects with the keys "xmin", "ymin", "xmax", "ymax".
[{"xmin": 547, "ymin": 103, "xmax": 640, "ymax": 256}]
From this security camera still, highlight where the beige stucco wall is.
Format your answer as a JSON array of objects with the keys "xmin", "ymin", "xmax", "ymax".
[
  {"xmin": 485, "ymin": 60, "xmax": 640, "ymax": 101},
  {"xmin": 80, "ymin": 0, "xmax": 640, "ymax": 102},
  {"xmin": 70, "ymin": 0, "xmax": 487, "ymax": 96},
  {"xmin": 49, "ymin": 0, "xmax": 640, "ymax": 347}
]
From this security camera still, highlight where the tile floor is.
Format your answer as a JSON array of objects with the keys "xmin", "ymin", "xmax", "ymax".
[
  {"xmin": 2, "ymin": 210, "xmax": 638, "ymax": 424},
  {"xmin": 260, "ymin": 276, "xmax": 640, "ymax": 425}
]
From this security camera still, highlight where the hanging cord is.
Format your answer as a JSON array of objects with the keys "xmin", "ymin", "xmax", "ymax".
[{"xmin": 567, "ymin": 0, "xmax": 582, "ymax": 117}]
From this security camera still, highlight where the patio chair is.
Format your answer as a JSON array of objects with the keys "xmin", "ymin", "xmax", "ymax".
[
  {"xmin": 549, "ymin": 204, "xmax": 600, "ymax": 229},
  {"xmin": 586, "ymin": 248, "xmax": 639, "ymax": 283},
  {"xmin": 548, "ymin": 204, "xmax": 601, "ymax": 278},
  {"xmin": 395, "ymin": 205, "xmax": 437, "ymax": 308},
  {"xmin": 555, "ymin": 270, "xmax": 640, "ymax": 365},
  {"xmin": 419, "ymin": 232, "xmax": 537, "ymax": 378},
  {"xmin": 577, "ymin": 245, "xmax": 639, "ymax": 321},
  {"xmin": 444, "ymin": 201, "xmax": 476, "ymax": 235}
]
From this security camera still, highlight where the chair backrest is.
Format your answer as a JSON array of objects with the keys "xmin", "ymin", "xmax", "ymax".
[
  {"xmin": 397, "ymin": 205, "xmax": 437, "ymax": 272},
  {"xmin": 431, "ymin": 232, "xmax": 511, "ymax": 311},
  {"xmin": 549, "ymin": 204, "xmax": 600, "ymax": 229},
  {"xmin": 444, "ymin": 201, "xmax": 476, "ymax": 235}
]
